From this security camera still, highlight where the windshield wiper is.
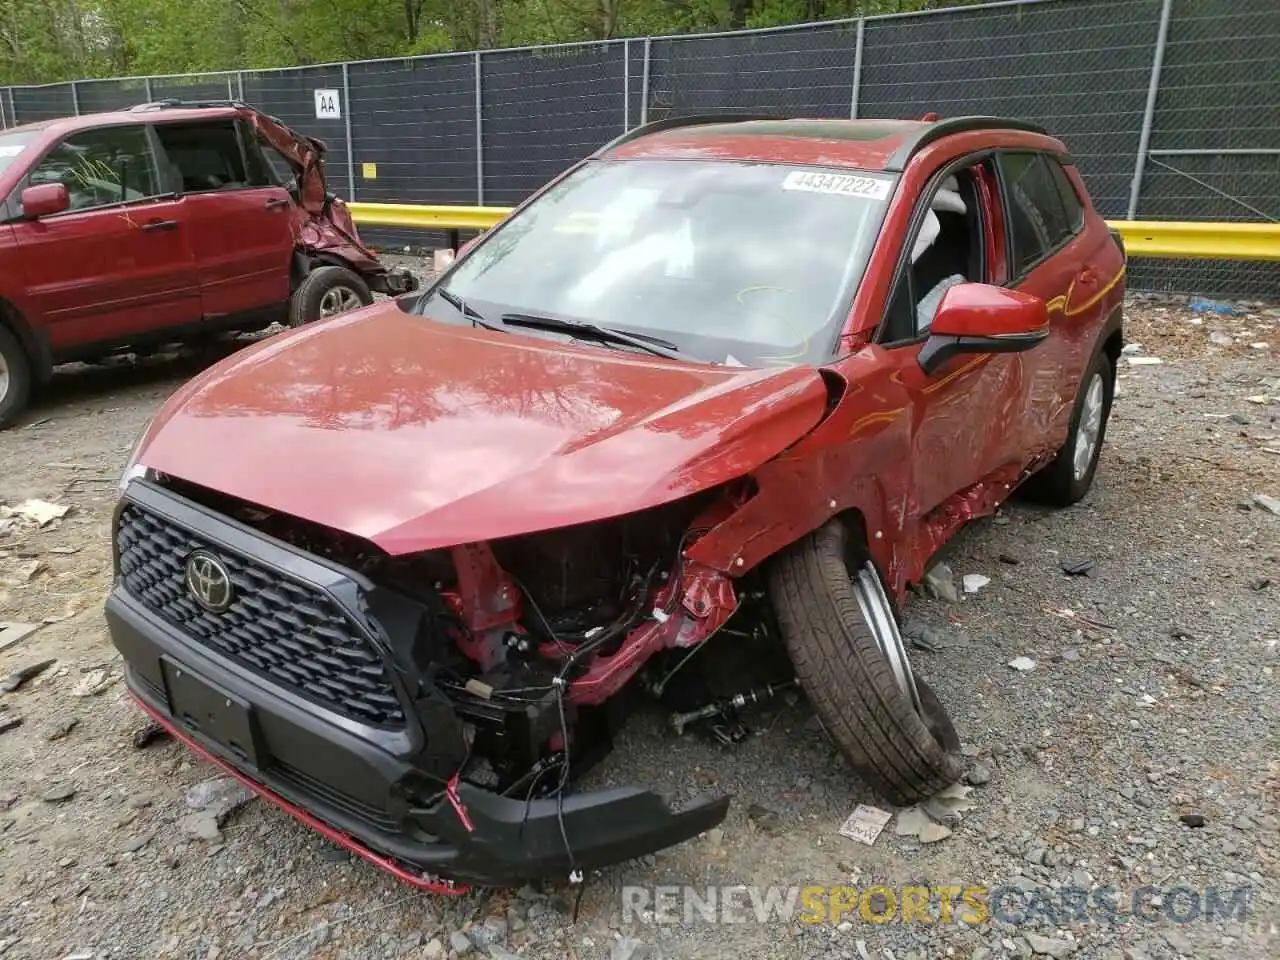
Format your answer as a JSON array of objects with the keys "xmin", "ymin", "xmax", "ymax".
[
  {"xmin": 500, "ymin": 313, "xmax": 683, "ymax": 361},
  {"xmin": 434, "ymin": 287, "xmax": 506, "ymax": 333}
]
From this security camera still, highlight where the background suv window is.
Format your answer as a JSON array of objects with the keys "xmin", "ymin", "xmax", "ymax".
[
  {"xmin": 999, "ymin": 152, "xmax": 1074, "ymax": 277},
  {"xmin": 27, "ymin": 125, "xmax": 157, "ymax": 211},
  {"xmin": 155, "ymin": 120, "xmax": 251, "ymax": 193}
]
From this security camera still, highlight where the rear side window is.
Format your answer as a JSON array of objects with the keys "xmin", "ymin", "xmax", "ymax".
[
  {"xmin": 154, "ymin": 120, "xmax": 260, "ymax": 194},
  {"xmin": 998, "ymin": 152, "xmax": 1075, "ymax": 276},
  {"xmin": 26, "ymin": 125, "xmax": 158, "ymax": 212},
  {"xmin": 1047, "ymin": 159, "xmax": 1085, "ymax": 232}
]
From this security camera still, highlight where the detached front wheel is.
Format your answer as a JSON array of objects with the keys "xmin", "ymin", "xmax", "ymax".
[
  {"xmin": 288, "ymin": 265, "xmax": 373, "ymax": 327},
  {"xmin": 769, "ymin": 520, "xmax": 963, "ymax": 805}
]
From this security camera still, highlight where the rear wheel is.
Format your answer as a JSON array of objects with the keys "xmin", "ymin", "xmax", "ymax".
[
  {"xmin": 0, "ymin": 325, "xmax": 32, "ymax": 430},
  {"xmin": 768, "ymin": 520, "xmax": 964, "ymax": 805},
  {"xmin": 1021, "ymin": 350, "xmax": 1114, "ymax": 506},
  {"xmin": 288, "ymin": 265, "xmax": 373, "ymax": 327}
]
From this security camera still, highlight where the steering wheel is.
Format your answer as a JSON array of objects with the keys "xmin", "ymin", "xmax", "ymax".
[{"xmin": 735, "ymin": 285, "xmax": 812, "ymax": 363}]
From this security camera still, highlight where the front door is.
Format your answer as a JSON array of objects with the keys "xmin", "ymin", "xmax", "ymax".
[
  {"xmin": 152, "ymin": 118, "xmax": 295, "ymax": 320},
  {"xmin": 876, "ymin": 157, "xmax": 1026, "ymax": 517},
  {"xmin": 11, "ymin": 123, "xmax": 201, "ymax": 353}
]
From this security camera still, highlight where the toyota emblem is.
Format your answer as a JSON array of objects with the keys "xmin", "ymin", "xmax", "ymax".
[{"xmin": 185, "ymin": 551, "xmax": 233, "ymax": 613}]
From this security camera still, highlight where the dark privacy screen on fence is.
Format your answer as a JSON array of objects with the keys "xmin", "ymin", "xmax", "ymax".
[{"xmin": 1, "ymin": 0, "xmax": 1276, "ymax": 298}]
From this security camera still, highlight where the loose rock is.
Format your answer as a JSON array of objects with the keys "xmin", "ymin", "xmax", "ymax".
[
  {"xmin": 181, "ymin": 813, "xmax": 223, "ymax": 842},
  {"xmin": 40, "ymin": 783, "xmax": 76, "ymax": 803},
  {"xmin": 1252, "ymin": 493, "xmax": 1280, "ymax": 515},
  {"xmin": 0, "ymin": 657, "xmax": 56, "ymax": 693},
  {"xmin": 185, "ymin": 777, "xmax": 254, "ymax": 824},
  {"xmin": 1025, "ymin": 933, "xmax": 1077, "ymax": 958},
  {"xmin": 42, "ymin": 717, "xmax": 79, "ymax": 742},
  {"xmin": 132, "ymin": 721, "xmax": 171, "ymax": 749},
  {"xmin": 925, "ymin": 564, "xmax": 960, "ymax": 602}
]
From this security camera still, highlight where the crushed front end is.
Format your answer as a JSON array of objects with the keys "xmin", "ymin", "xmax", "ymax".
[
  {"xmin": 105, "ymin": 476, "xmax": 741, "ymax": 889},
  {"xmin": 246, "ymin": 105, "xmax": 418, "ymax": 299}
]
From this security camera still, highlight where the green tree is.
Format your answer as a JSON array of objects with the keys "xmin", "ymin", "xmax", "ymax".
[{"xmin": 0, "ymin": 0, "xmax": 983, "ymax": 84}]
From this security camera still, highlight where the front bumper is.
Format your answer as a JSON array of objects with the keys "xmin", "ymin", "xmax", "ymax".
[{"xmin": 105, "ymin": 486, "xmax": 727, "ymax": 889}]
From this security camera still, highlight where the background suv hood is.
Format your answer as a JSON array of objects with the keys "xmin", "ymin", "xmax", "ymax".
[{"xmin": 138, "ymin": 306, "xmax": 830, "ymax": 553}]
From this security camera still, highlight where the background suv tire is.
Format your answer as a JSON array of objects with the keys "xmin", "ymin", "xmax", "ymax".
[
  {"xmin": 0, "ymin": 324, "xmax": 32, "ymax": 429},
  {"xmin": 289, "ymin": 265, "xmax": 374, "ymax": 327}
]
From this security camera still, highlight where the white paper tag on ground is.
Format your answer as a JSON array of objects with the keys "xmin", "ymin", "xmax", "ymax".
[
  {"xmin": 782, "ymin": 170, "xmax": 892, "ymax": 200},
  {"xmin": 838, "ymin": 804, "xmax": 893, "ymax": 846}
]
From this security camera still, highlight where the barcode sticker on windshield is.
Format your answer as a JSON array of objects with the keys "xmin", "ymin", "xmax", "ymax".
[
  {"xmin": 782, "ymin": 171, "xmax": 891, "ymax": 200},
  {"xmin": 0, "ymin": 145, "xmax": 25, "ymax": 158}
]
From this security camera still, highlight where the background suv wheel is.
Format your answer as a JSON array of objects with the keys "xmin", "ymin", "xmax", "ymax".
[
  {"xmin": 289, "ymin": 266, "xmax": 374, "ymax": 327},
  {"xmin": 0, "ymin": 325, "xmax": 32, "ymax": 429}
]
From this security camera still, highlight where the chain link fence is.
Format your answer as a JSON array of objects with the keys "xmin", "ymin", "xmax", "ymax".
[{"xmin": 0, "ymin": 0, "xmax": 1275, "ymax": 298}]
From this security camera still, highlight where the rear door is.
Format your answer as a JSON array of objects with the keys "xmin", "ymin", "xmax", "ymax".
[
  {"xmin": 9, "ymin": 123, "xmax": 201, "ymax": 352},
  {"xmin": 152, "ymin": 118, "xmax": 295, "ymax": 319},
  {"xmin": 993, "ymin": 150, "xmax": 1092, "ymax": 459}
]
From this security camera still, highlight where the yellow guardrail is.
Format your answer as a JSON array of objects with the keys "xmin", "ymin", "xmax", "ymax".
[
  {"xmin": 348, "ymin": 203, "xmax": 1280, "ymax": 262},
  {"xmin": 346, "ymin": 202, "xmax": 510, "ymax": 232},
  {"xmin": 1108, "ymin": 220, "xmax": 1280, "ymax": 262}
]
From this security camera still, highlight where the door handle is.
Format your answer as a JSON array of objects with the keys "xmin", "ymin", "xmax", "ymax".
[
  {"xmin": 141, "ymin": 219, "xmax": 179, "ymax": 232},
  {"xmin": 264, "ymin": 197, "xmax": 290, "ymax": 210},
  {"xmin": 1078, "ymin": 265, "xmax": 1099, "ymax": 284}
]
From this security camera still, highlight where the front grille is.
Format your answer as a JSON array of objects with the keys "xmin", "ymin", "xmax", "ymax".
[{"xmin": 117, "ymin": 504, "xmax": 406, "ymax": 727}]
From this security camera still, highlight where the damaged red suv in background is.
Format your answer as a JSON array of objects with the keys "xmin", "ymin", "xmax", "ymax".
[
  {"xmin": 0, "ymin": 99, "xmax": 417, "ymax": 427},
  {"xmin": 107, "ymin": 115, "xmax": 1125, "ymax": 891}
]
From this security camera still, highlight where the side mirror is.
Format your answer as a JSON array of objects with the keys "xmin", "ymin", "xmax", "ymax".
[
  {"xmin": 20, "ymin": 183, "xmax": 70, "ymax": 219},
  {"xmin": 918, "ymin": 283, "xmax": 1049, "ymax": 376}
]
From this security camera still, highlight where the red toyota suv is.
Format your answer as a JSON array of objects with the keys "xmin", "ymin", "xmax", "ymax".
[
  {"xmin": 107, "ymin": 116, "xmax": 1125, "ymax": 891},
  {"xmin": 0, "ymin": 100, "xmax": 417, "ymax": 427}
]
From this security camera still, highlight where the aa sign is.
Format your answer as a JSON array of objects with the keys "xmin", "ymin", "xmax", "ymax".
[{"xmin": 314, "ymin": 89, "xmax": 341, "ymax": 119}]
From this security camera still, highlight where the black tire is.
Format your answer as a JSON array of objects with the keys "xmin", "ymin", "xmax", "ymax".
[
  {"xmin": 768, "ymin": 520, "xmax": 964, "ymax": 805},
  {"xmin": 0, "ymin": 324, "xmax": 32, "ymax": 430},
  {"xmin": 1020, "ymin": 350, "xmax": 1115, "ymax": 507},
  {"xmin": 288, "ymin": 265, "xmax": 373, "ymax": 327}
]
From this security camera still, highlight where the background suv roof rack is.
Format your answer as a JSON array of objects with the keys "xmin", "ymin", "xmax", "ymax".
[
  {"xmin": 593, "ymin": 113, "xmax": 780, "ymax": 156},
  {"xmin": 883, "ymin": 115, "xmax": 1051, "ymax": 172}
]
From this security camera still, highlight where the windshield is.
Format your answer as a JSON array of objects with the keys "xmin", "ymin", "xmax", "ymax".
[
  {"xmin": 424, "ymin": 159, "xmax": 893, "ymax": 366},
  {"xmin": 0, "ymin": 130, "xmax": 39, "ymax": 177}
]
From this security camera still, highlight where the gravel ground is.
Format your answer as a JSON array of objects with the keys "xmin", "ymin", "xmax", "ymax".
[{"xmin": 0, "ymin": 291, "xmax": 1277, "ymax": 960}]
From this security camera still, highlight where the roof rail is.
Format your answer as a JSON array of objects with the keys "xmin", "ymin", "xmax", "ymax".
[
  {"xmin": 592, "ymin": 113, "xmax": 780, "ymax": 156},
  {"xmin": 128, "ymin": 98, "xmax": 246, "ymax": 112},
  {"xmin": 883, "ymin": 115, "xmax": 1051, "ymax": 172}
]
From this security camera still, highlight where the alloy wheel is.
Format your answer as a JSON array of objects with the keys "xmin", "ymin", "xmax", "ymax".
[
  {"xmin": 1072, "ymin": 372, "xmax": 1106, "ymax": 482},
  {"xmin": 319, "ymin": 286, "xmax": 363, "ymax": 318},
  {"xmin": 851, "ymin": 562, "xmax": 924, "ymax": 717}
]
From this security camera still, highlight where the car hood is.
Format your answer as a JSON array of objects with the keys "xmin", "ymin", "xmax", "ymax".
[{"xmin": 136, "ymin": 306, "xmax": 830, "ymax": 554}]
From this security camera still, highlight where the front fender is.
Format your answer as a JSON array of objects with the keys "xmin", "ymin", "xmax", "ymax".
[{"xmin": 686, "ymin": 348, "xmax": 916, "ymax": 593}]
